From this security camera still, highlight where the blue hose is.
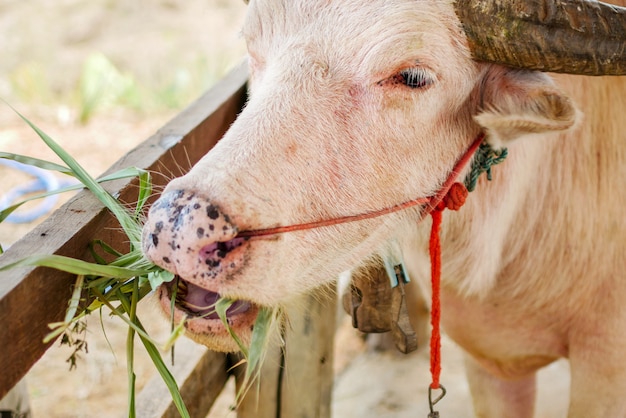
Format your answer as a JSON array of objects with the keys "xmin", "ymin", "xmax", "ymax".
[{"xmin": 0, "ymin": 159, "xmax": 72, "ymax": 223}]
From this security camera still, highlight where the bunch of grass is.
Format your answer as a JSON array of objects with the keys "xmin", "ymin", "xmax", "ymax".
[{"xmin": 0, "ymin": 107, "xmax": 276, "ymax": 417}]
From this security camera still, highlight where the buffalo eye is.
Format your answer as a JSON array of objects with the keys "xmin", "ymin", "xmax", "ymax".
[{"xmin": 384, "ymin": 67, "xmax": 433, "ymax": 89}]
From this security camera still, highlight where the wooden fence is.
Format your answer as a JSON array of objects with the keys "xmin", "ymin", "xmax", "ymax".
[{"xmin": 0, "ymin": 63, "xmax": 336, "ymax": 418}]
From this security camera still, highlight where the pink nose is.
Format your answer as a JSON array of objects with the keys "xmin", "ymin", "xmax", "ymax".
[{"xmin": 142, "ymin": 190, "xmax": 246, "ymax": 280}]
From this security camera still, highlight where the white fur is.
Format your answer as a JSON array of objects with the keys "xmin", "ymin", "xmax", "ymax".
[{"xmin": 143, "ymin": 1, "xmax": 626, "ymax": 416}]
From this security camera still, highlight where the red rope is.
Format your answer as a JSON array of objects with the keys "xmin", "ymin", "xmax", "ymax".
[
  {"xmin": 236, "ymin": 196, "xmax": 430, "ymax": 238},
  {"xmin": 428, "ymin": 181, "xmax": 468, "ymax": 390},
  {"xmin": 429, "ymin": 208, "xmax": 443, "ymax": 389},
  {"xmin": 237, "ymin": 133, "xmax": 484, "ymax": 239}
]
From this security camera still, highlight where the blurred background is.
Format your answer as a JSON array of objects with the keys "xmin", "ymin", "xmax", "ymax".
[
  {"xmin": 0, "ymin": 0, "xmax": 247, "ymax": 245},
  {"xmin": 0, "ymin": 1, "xmax": 246, "ymax": 416}
]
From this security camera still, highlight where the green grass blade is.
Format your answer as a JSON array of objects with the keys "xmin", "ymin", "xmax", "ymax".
[
  {"xmin": 126, "ymin": 280, "xmax": 139, "ymax": 418},
  {"xmin": 244, "ymin": 307, "xmax": 273, "ymax": 380},
  {"xmin": 233, "ymin": 307, "xmax": 278, "ymax": 403},
  {"xmin": 83, "ymin": 275, "xmax": 119, "ymax": 290},
  {"xmin": 215, "ymin": 298, "xmax": 248, "ymax": 358},
  {"xmin": 0, "ymin": 154, "xmax": 148, "ymax": 186},
  {"xmin": 90, "ymin": 288, "xmax": 159, "ymax": 346},
  {"xmin": 134, "ymin": 170, "xmax": 152, "ymax": 219},
  {"xmin": 0, "ymin": 185, "xmax": 81, "ymax": 223},
  {"xmin": 88, "ymin": 240, "xmax": 124, "ymax": 265},
  {"xmin": 0, "ymin": 165, "xmax": 150, "ymax": 224},
  {"xmin": 116, "ymin": 291, "xmax": 190, "ymax": 418},
  {"xmin": 163, "ymin": 316, "xmax": 186, "ymax": 353},
  {"xmin": 0, "ymin": 204, "xmax": 20, "ymax": 225},
  {"xmin": 64, "ymin": 275, "xmax": 85, "ymax": 324},
  {"xmin": 8, "ymin": 105, "xmax": 142, "ymax": 244},
  {"xmin": 169, "ymin": 278, "xmax": 179, "ymax": 365},
  {"xmin": 0, "ymin": 152, "xmax": 72, "ymax": 174},
  {"xmin": 44, "ymin": 308, "xmax": 89, "ymax": 344},
  {"xmin": 0, "ymin": 254, "xmax": 150, "ymax": 278},
  {"xmin": 99, "ymin": 167, "xmax": 148, "ymax": 182},
  {"xmin": 138, "ymin": 330, "xmax": 190, "ymax": 418},
  {"xmin": 108, "ymin": 250, "xmax": 150, "ymax": 269},
  {"xmin": 98, "ymin": 309, "xmax": 118, "ymax": 364}
]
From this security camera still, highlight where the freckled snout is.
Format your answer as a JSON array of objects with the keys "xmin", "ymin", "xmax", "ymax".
[{"xmin": 142, "ymin": 190, "xmax": 247, "ymax": 283}]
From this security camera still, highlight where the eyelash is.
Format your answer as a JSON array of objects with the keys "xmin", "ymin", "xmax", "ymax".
[{"xmin": 384, "ymin": 67, "xmax": 433, "ymax": 89}]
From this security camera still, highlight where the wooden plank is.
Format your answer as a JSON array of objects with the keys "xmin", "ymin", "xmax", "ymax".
[
  {"xmin": 280, "ymin": 286, "xmax": 336, "ymax": 418},
  {"xmin": 233, "ymin": 344, "xmax": 282, "ymax": 418},
  {"xmin": 0, "ymin": 63, "xmax": 248, "ymax": 399},
  {"xmin": 136, "ymin": 338, "xmax": 229, "ymax": 418},
  {"xmin": 234, "ymin": 286, "xmax": 337, "ymax": 418}
]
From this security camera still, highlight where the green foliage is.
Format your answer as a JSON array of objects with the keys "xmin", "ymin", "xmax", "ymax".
[
  {"xmin": 8, "ymin": 51, "xmax": 240, "ymax": 124},
  {"xmin": 0, "ymin": 106, "xmax": 277, "ymax": 416},
  {"xmin": 78, "ymin": 53, "xmax": 139, "ymax": 124},
  {"xmin": 0, "ymin": 106, "xmax": 188, "ymax": 417}
]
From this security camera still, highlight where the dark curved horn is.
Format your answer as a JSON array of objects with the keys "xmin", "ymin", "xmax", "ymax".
[{"xmin": 454, "ymin": 0, "xmax": 626, "ymax": 76}]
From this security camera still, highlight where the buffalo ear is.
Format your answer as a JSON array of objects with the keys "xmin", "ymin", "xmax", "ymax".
[{"xmin": 474, "ymin": 67, "xmax": 578, "ymax": 148}]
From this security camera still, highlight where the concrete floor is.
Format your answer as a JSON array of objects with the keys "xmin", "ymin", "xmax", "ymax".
[{"xmin": 332, "ymin": 333, "xmax": 571, "ymax": 418}]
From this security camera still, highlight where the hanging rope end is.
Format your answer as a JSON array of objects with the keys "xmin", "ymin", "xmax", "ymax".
[{"xmin": 428, "ymin": 384, "xmax": 447, "ymax": 417}]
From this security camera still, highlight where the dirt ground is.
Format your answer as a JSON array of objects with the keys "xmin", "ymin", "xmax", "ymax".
[{"xmin": 0, "ymin": 1, "xmax": 571, "ymax": 417}]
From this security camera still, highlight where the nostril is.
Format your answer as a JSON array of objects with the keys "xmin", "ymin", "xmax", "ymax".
[
  {"xmin": 199, "ymin": 237, "xmax": 247, "ymax": 267},
  {"xmin": 224, "ymin": 238, "xmax": 247, "ymax": 251},
  {"xmin": 200, "ymin": 242, "xmax": 219, "ymax": 258}
]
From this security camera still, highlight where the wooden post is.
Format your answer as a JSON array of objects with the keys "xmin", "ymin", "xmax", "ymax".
[
  {"xmin": 232, "ymin": 344, "xmax": 282, "ymax": 418},
  {"xmin": 136, "ymin": 338, "xmax": 229, "ymax": 418},
  {"xmin": 235, "ymin": 285, "xmax": 337, "ymax": 418}
]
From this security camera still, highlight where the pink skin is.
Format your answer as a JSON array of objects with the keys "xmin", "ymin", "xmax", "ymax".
[
  {"xmin": 142, "ymin": 189, "xmax": 259, "ymax": 346},
  {"xmin": 157, "ymin": 284, "xmax": 258, "ymax": 345}
]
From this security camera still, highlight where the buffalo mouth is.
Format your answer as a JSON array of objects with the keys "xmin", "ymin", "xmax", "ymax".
[
  {"xmin": 158, "ymin": 276, "xmax": 260, "ymax": 340},
  {"xmin": 174, "ymin": 278, "xmax": 251, "ymax": 318}
]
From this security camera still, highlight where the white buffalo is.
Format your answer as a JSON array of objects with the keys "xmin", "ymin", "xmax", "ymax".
[{"xmin": 142, "ymin": 0, "xmax": 626, "ymax": 416}]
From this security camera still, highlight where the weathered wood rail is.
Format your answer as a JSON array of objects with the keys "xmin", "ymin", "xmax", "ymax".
[{"xmin": 0, "ymin": 63, "xmax": 336, "ymax": 417}]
